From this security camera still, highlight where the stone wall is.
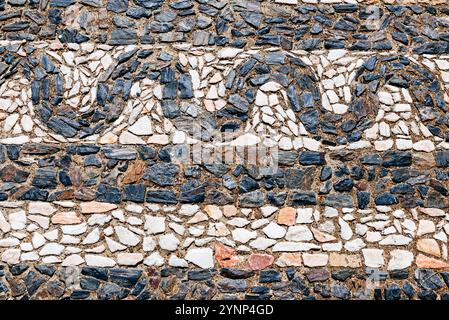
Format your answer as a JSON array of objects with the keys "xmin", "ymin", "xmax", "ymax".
[{"xmin": 0, "ymin": 0, "xmax": 449, "ymax": 300}]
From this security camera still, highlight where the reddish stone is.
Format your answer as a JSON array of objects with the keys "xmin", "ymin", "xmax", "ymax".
[
  {"xmin": 416, "ymin": 254, "xmax": 449, "ymax": 269},
  {"xmin": 214, "ymin": 243, "xmax": 239, "ymax": 267},
  {"xmin": 248, "ymin": 253, "xmax": 274, "ymax": 270},
  {"xmin": 277, "ymin": 207, "xmax": 296, "ymax": 226}
]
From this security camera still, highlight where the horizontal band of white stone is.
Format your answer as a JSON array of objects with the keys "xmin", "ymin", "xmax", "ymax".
[{"xmin": 0, "ymin": 201, "xmax": 448, "ymax": 269}]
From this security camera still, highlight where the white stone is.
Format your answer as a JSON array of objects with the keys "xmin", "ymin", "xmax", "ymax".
[
  {"xmin": 62, "ymin": 254, "xmax": 84, "ymax": 266},
  {"xmin": 82, "ymin": 228, "xmax": 100, "ymax": 245},
  {"xmin": 302, "ymin": 253, "xmax": 328, "ymax": 267},
  {"xmin": 61, "ymin": 223, "xmax": 87, "ymax": 235},
  {"xmin": 231, "ymin": 228, "xmax": 257, "ymax": 243},
  {"xmin": 159, "ymin": 233, "xmax": 179, "ymax": 251},
  {"xmin": 261, "ymin": 206, "xmax": 278, "ymax": 217},
  {"xmin": 114, "ymin": 226, "xmax": 140, "ymax": 246},
  {"xmin": 296, "ymin": 208, "xmax": 314, "ymax": 223},
  {"xmin": 417, "ymin": 220, "xmax": 435, "ymax": 236},
  {"xmin": 119, "ymin": 131, "xmax": 146, "ymax": 144},
  {"xmin": 0, "ymin": 237, "xmax": 19, "ymax": 247},
  {"xmin": 32, "ymin": 232, "xmax": 46, "ymax": 249},
  {"xmin": 8, "ymin": 210, "xmax": 26, "ymax": 230},
  {"xmin": 105, "ymin": 237, "xmax": 127, "ymax": 252},
  {"xmin": 185, "ymin": 248, "xmax": 214, "ymax": 268},
  {"xmin": 85, "ymin": 254, "xmax": 116, "ymax": 267},
  {"xmin": 128, "ymin": 116, "xmax": 152, "ymax": 136},
  {"xmin": 168, "ymin": 255, "xmax": 188, "ymax": 267},
  {"xmin": 39, "ymin": 243, "xmax": 64, "ymax": 256},
  {"xmin": 117, "ymin": 253, "xmax": 144, "ymax": 266},
  {"xmin": 144, "ymin": 252, "xmax": 165, "ymax": 266},
  {"xmin": 2, "ymin": 249, "xmax": 20, "ymax": 264},
  {"xmin": 217, "ymin": 48, "xmax": 243, "ymax": 59},
  {"xmin": 272, "ymin": 242, "xmax": 320, "ymax": 252},
  {"xmin": 379, "ymin": 235, "xmax": 412, "ymax": 246},
  {"xmin": 260, "ymin": 81, "xmax": 283, "ymax": 92},
  {"xmin": 285, "ymin": 225, "xmax": 313, "ymax": 241},
  {"xmin": 362, "ymin": 249, "xmax": 385, "ymax": 268},
  {"xmin": 344, "ymin": 238, "xmax": 366, "ymax": 251},
  {"xmin": 262, "ymin": 222, "xmax": 286, "ymax": 239},
  {"xmin": 339, "ymin": 217, "xmax": 353, "ymax": 240},
  {"xmin": 387, "ymin": 250, "xmax": 414, "ymax": 270},
  {"xmin": 374, "ymin": 139, "xmax": 393, "ymax": 151},
  {"xmin": 230, "ymin": 133, "xmax": 261, "ymax": 146},
  {"xmin": 29, "ymin": 202, "xmax": 56, "ymax": 216},
  {"xmin": 144, "ymin": 216, "xmax": 166, "ymax": 234},
  {"xmin": 249, "ymin": 237, "xmax": 276, "ymax": 250},
  {"xmin": 413, "ymin": 140, "xmax": 435, "ymax": 152}
]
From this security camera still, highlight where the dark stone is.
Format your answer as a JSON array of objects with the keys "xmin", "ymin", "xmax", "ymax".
[
  {"xmin": 32, "ymin": 168, "xmax": 58, "ymax": 189},
  {"xmin": 332, "ymin": 269, "xmax": 355, "ymax": 281},
  {"xmin": 290, "ymin": 191, "xmax": 316, "ymax": 205},
  {"xmin": 47, "ymin": 280, "xmax": 65, "ymax": 298},
  {"xmin": 299, "ymin": 151, "xmax": 325, "ymax": 165},
  {"xmin": 123, "ymin": 184, "xmax": 146, "ymax": 203},
  {"xmin": 187, "ymin": 269, "xmax": 217, "ymax": 281},
  {"xmin": 107, "ymin": 0, "xmax": 128, "ymax": 13},
  {"xmin": 239, "ymin": 175, "xmax": 259, "ymax": 193},
  {"xmin": 179, "ymin": 179, "xmax": 205, "ymax": 203},
  {"xmin": 143, "ymin": 163, "xmax": 179, "ymax": 186},
  {"xmin": 35, "ymin": 265, "xmax": 56, "ymax": 277},
  {"xmin": 96, "ymin": 184, "xmax": 122, "ymax": 204},
  {"xmin": 146, "ymin": 189, "xmax": 178, "ymax": 204},
  {"xmin": 322, "ymin": 194, "xmax": 353, "ymax": 208},
  {"xmin": 382, "ymin": 151, "xmax": 412, "ymax": 167},
  {"xmin": 305, "ymin": 269, "xmax": 330, "ymax": 282},
  {"xmin": 385, "ymin": 284, "xmax": 402, "ymax": 300},
  {"xmin": 109, "ymin": 268, "xmax": 142, "ymax": 288},
  {"xmin": 218, "ymin": 279, "xmax": 248, "ymax": 293},
  {"xmin": 259, "ymin": 270, "xmax": 281, "ymax": 283},
  {"xmin": 24, "ymin": 271, "xmax": 46, "ymax": 296},
  {"xmin": 10, "ymin": 264, "xmax": 28, "ymax": 276},
  {"xmin": 374, "ymin": 192, "xmax": 398, "ymax": 205},
  {"xmin": 81, "ymin": 267, "xmax": 109, "ymax": 281},
  {"xmin": 98, "ymin": 283, "xmax": 122, "ymax": 300},
  {"xmin": 334, "ymin": 178, "xmax": 354, "ymax": 192},
  {"xmin": 238, "ymin": 190, "xmax": 265, "ymax": 207},
  {"xmin": 331, "ymin": 284, "xmax": 351, "ymax": 300},
  {"xmin": 80, "ymin": 276, "xmax": 101, "ymax": 291},
  {"xmin": 415, "ymin": 269, "xmax": 443, "ymax": 290},
  {"xmin": 220, "ymin": 268, "xmax": 255, "ymax": 280},
  {"xmin": 356, "ymin": 191, "xmax": 370, "ymax": 209}
]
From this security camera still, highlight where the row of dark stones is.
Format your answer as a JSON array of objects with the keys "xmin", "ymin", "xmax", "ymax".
[
  {"xmin": 1, "ymin": 143, "xmax": 449, "ymax": 208},
  {"xmin": 1, "ymin": 263, "xmax": 449, "ymax": 300},
  {"xmin": 0, "ymin": 1, "xmax": 448, "ymax": 54}
]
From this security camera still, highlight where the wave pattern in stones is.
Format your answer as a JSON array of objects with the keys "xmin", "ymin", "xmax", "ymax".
[{"xmin": 0, "ymin": 0, "xmax": 449, "ymax": 300}]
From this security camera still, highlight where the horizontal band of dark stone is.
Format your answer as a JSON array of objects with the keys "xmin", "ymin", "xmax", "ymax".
[
  {"xmin": 1, "ymin": 143, "xmax": 449, "ymax": 208},
  {"xmin": 0, "ymin": 263, "xmax": 448, "ymax": 300},
  {"xmin": 0, "ymin": 1, "xmax": 449, "ymax": 54}
]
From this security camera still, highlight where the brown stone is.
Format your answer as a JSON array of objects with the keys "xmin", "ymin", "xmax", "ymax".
[
  {"xmin": 247, "ymin": 253, "xmax": 274, "ymax": 270},
  {"xmin": 417, "ymin": 239, "xmax": 441, "ymax": 257},
  {"xmin": 75, "ymin": 188, "xmax": 96, "ymax": 201},
  {"xmin": 419, "ymin": 207, "xmax": 446, "ymax": 217},
  {"xmin": 416, "ymin": 254, "xmax": 449, "ymax": 269},
  {"xmin": 413, "ymin": 152, "xmax": 435, "ymax": 169},
  {"xmin": 0, "ymin": 164, "xmax": 30, "ymax": 183},
  {"xmin": 223, "ymin": 205, "xmax": 237, "ymax": 217},
  {"xmin": 277, "ymin": 207, "xmax": 296, "ymax": 226},
  {"xmin": 275, "ymin": 253, "xmax": 302, "ymax": 267},
  {"xmin": 329, "ymin": 253, "xmax": 362, "ymax": 268},
  {"xmin": 122, "ymin": 160, "xmax": 146, "ymax": 184},
  {"xmin": 80, "ymin": 201, "xmax": 118, "ymax": 214},
  {"xmin": 214, "ymin": 243, "xmax": 239, "ymax": 267},
  {"xmin": 51, "ymin": 211, "xmax": 84, "ymax": 225}
]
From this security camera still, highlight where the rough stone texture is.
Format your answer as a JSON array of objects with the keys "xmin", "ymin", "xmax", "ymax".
[{"xmin": 0, "ymin": 0, "xmax": 449, "ymax": 300}]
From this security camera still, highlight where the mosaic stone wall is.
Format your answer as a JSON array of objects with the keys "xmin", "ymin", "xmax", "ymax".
[{"xmin": 1, "ymin": 0, "xmax": 449, "ymax": 300}]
